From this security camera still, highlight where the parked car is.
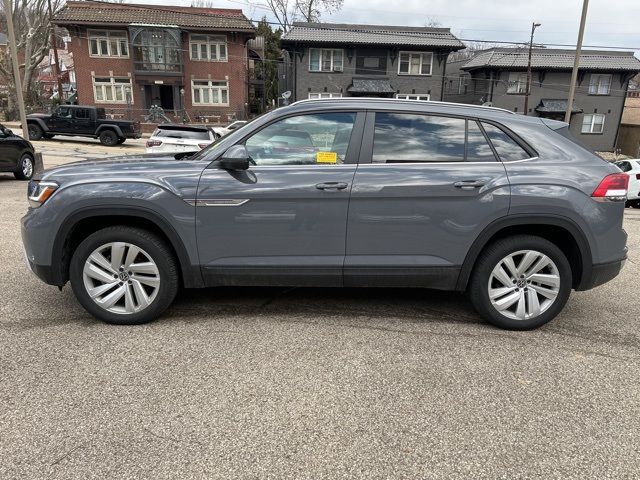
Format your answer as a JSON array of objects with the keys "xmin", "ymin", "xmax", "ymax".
[
  {"xmin": 212, "ymin": 120, "xmax": 247, "ymax": 138},
  {"xmin": 26, "ymin": 105, "xmax": 142, "ymax": 146},
  {"xmin": 0, "ymin": 124, "xmax": 35, "ymax": 180},
  {"xmin": 613, "ymin": 159, "xmax": 640, "ymax": 207},
  {"xmin": 145, "ymin": 124, "xmax": 217, "ymax": 154},
  {"xmin": 22, "ymin": 98, "xmax": 628, "ymax": 330}
]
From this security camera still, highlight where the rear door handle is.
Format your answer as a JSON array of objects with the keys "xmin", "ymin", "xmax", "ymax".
[
  {"xmin": 454, "ymin": 180, "xmax": 485, "ymax": 190},
  {"xmin": 316, "ymin": 182, "xmax": 349, "ymax": 191}
]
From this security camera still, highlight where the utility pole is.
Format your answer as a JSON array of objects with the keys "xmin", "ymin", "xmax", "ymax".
[
  {"xmin": 47, "ymin": 0, "xmax": 64, "ymax": 102},
  {"xmin": 3, "ymin": 0, "xmax": 29, "ymax": 140},
  {"xmin": 565, "ymin": 0, "xmax": 589, "ymax": 123},
  {"xmin": 523, "ymin": 22, "xmax": 541, "ymax": 115}
]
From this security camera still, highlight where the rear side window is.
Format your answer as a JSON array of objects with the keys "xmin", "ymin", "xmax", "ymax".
[
  {"xmin": 481, "ymin": 123, "xmax": 531, "ymax": 161},
  {"xmin": 373, "ymin": 113, "xmax": 466, "ymax": 162},
  {"xmin": 467, "ymin": 121, "xmax": 495, "ymax": 162},
  {"xmin": 74, "ymin": 108, "xmax": 91, "ymax": 119},
  {"xmin": 154, "ymin": 128, "xmax": 211, "ymax": 140},
  {"xmin": 616, "ymin": 161, "xmax": 631, "ymax": 172}
]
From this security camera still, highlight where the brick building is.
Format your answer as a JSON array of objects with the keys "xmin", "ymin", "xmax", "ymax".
[{"xmin": 53, "ymin": 1, "xmax": 255, "ymax": 123}]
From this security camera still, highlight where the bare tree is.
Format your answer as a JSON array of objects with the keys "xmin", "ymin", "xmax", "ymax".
[
  {"xmin": 0, "ymin": 0, "xmax": 64, "ymax": 107},
  {"xmin": 266, "ymin": 0, "xmax": 343, "ymax": 31},
  {"xmin": 424, "ymin": 16, "xmax": 441, "ymax": 28}
]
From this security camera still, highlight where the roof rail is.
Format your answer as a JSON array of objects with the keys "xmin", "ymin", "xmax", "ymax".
[{"xmin": 289, "ymin": 97, "xmax": 515, "ymax": 114}]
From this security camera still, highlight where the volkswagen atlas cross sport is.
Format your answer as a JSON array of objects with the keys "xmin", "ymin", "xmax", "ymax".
[{"xmin": 21, "ymin": 98, "xmax": 628, "ymax": 330}]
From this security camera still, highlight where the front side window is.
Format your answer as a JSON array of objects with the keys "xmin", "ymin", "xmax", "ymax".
[
  {"xmin": 589, "ymin": 74, "xmax": 612, "ymax": 95},
  {"xmin": 190, "ymin": 34, "xmax": 228, "ymax": 61},
  {"xmin": 398, "ymin": 52, "xmax": 432, "ymax": 76},
  {"xmin": 93, "ymin": 77, "xmax": 132, "ymax": 104},
  {"xmin": 309, "ymin": 48, "xmax": 343, "ymax": 72},
  {"xmin": 244, "ymin": 113, "xmax": 356, "ymax": 166},
  {"xmin": 56, "ymin": 106, "xmax": 72, "ymax": 118},
  {"xmin": 481, "ymin": 123, "xmax": 530, "ymax": 161},
  {"xmin": 192, "ymin": 80, "xmax": 229, "ymax": 105},
  {"xmin": 581, "ymin": 114, "xmax": 605, "ymax": 134},
  {"xmin": 507, "ymin": 72, "xmax": 527, "ymax": 94},
  {"xmin": 373, "ymin": 113, "xmax": 465, "ymax": 163},
  {"xmin": 308, "ymin": 93, "xmax": 342, "ymax": 99},
  {"xmin": 88, "ymin": 30, "xmax": 129, "ymax": 58}
]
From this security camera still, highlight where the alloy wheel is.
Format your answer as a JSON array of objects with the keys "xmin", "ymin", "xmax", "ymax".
[
  {"xmin": 487, "ymin": 249, "xmax": 560, "ymax": 321},
  {"xmin": 82, "ymin": 242, "xmax": 160, "ymax": 315},
  {"xmin": 22, "ymin": 156, "xmax": 33, "ymax": 178}
]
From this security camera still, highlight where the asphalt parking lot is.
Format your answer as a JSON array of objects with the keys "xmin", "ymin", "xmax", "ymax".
[{"xmin": 1, "ymin": 141, "xmax": 639, "ymax": 478}]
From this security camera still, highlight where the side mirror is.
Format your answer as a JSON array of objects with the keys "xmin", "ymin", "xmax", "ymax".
[
  {"xmin": 219, "ymin": 145, "xmax": 251, "ymax": 170},
  {"xmin": 4, "ymin": 129, "xmax": 13, "ymax": 136}
]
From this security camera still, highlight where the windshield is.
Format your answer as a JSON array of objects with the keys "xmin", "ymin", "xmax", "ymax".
[
  {"xmin": 190, "ymin": 113, "xmax": 264, "ymax": 161},
  {"xmin": 153, "ymin": 127, "xmax": 210, "ymax": 140}
]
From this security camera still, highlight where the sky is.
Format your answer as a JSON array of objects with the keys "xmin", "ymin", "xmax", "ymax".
[{"xmin": 127, "ymin": 0, "xmax": 640, "ymax": 54}]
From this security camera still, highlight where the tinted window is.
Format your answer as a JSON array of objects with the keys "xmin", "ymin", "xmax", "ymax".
[
  {"xmin": 616, "ymin": 161, "xmax": 631, "ymax": 172},
  {"xmin": 373, "ymin": 113, "xmax": 466, "ymax": 163},
  {"xmin": 74, "ymin": 108, "xmax": 91, "ymax": 119},
  {"xmin": 154, "ymin": 128, "xmax": 210, "ymax": 140},
  {"xmin": 467, "ymin": 121, "xmax": 496, "ymax": 162},
  {"xmin": 481, "ymin": 123, "xmax": 530, "ymax": 161},
  {"xmin": 245, "ymin": 113, "xmax": 355, "ymax": 166}
]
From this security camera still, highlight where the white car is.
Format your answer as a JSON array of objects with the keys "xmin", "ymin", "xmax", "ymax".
[
  {"xmin": 614, "ymin": 159, "xmax": 640, "ymax": 207},
  {"xmin": 211, "ymin": 120, "xmax": 248, "ymax": 138},
  {"xmin": 145, "ymin": 124, "xmax": 217, "ymax": 154}
]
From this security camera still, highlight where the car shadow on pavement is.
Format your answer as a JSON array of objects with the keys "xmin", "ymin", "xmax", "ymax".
[{"xmin": 166, "ymin": 286, "xmax": 484, "ymax": 327}]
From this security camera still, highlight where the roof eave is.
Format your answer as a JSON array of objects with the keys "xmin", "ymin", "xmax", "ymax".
[{"xmin": 53, "ymin": 18, "xmax": 255, "ymax": 32}]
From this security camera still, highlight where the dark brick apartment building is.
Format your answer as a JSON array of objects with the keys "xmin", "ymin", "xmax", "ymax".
[{"xmin": 53, "ymin": 1, "xmax": 255, "ymax": 123}]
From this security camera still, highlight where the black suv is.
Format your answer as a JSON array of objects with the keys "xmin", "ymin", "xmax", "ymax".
[{"xmin": 0, "ymin": 124, "xmax": 35, "ymax": 180}]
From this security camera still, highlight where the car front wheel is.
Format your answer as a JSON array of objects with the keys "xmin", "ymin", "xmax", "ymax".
[
  {"xmin": 14, "ymin": 153, "xmax": 34, "ymax": 180},
  {"xmin": 27, "ymin": 123, "xmax": 43, "ymax": 140},
  {"xmin": 69, "ymin": 226, "xmax": 179, "ymax": 325},
  {"xmin": 469, "ymin": 235, "xmax": 572, "ymax": 330}
]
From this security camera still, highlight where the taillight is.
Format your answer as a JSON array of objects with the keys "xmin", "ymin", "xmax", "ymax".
[
  {"xmin": 146, "ymin": 139, "xmax": 162, "ymax": 148},
  {"xmin": 198, "ymin": 143, "xmax": 210, "ymax": 149},
  {"xmin": 591, "ymin": 173, "xmax": 629, "ymax": 202}
]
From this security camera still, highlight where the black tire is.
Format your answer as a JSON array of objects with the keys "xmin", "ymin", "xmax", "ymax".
[
  {"xmin": 117, "ymin": 137, "xmax": 126, "ymax": 144},
  {"xmin": 632, "ymin": 201, "xmax": 640, "ymax": 209},
  {"xmin": 69, "ymin": 226, "xmax": 179, "ymax": 325},
  {"xmin": 13, "ymin": 153, "xmax": 34, "ymax": 180},
  {"xmin": 27, "ymin": 123, "xmax": 44, "ymax": 140},
  {"xmin": 99, "ymin": 129, "xmax": 118, "ymax": 146},
  {"xmin": 469, "ymin": 235, "xmax": 572, "ymax": 330}
]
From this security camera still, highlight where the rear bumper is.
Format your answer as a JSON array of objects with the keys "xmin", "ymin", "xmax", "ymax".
[{"xmin": 577, "ymin": 256, "xmax": 626, "ymax": 291}]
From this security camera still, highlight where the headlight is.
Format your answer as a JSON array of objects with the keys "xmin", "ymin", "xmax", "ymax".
[{"xmin": 28, "ymin": 180, "xmax": 59, "ymax": 208}]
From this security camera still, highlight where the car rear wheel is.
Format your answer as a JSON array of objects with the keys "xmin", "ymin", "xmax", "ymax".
[
  {"xmin": 13, "ymin": 153, "xmax": 34, "ymax": 180},
  {"xmin": 69, "ymin": 226, "xmax": 179, "ymax": 325},
  {"xmin": 27, "ymin": 123, "xmax": 43, "ymax": 140},
  {"xmin": 469, "ymin": 235, "xmax": 572, "ymax": 330},
  {"xmin": 99, "ymin": 130, "xmax": 118, "ymax": 146}
]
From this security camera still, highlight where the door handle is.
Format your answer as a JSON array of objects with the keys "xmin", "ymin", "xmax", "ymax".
[
  {"xmin": 453, "ymin": 180, "xmax": 485, "ymax": 190},
  {"xmin": 316, "ymin": 182, "xmax": 349, "ymax": 191}
]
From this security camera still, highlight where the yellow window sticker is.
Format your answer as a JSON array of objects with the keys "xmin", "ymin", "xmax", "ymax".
[{"xmin": 316, "ymin": 151, "xmax": 338, "ymax": 164}]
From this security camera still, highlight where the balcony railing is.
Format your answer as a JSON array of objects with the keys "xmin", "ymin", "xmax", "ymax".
[{"xmin": 130, "ymin": 27, "xmax": 183, "ymax": 75}]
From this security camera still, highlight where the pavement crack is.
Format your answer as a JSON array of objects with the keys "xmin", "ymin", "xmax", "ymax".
[
  {"xmin": 50, "ymin": 441, "xmax": 89, "ymax": 466},
  {"xmin": 142, "ymin": 427, "xmax": 204, "ymax": 447}
]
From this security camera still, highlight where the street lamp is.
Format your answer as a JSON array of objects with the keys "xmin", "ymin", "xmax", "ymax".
[{"xmin": 523, "ymin": 22, "xmax": 542, "ymax": 115}]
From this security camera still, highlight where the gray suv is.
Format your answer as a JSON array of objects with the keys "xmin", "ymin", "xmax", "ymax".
[{"xmin": 21, "ymin": 99, "xmax": 628, "ymax": 330}]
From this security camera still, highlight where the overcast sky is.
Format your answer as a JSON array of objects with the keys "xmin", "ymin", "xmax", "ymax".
[{"xmin": 131, "ymin": 0, "xmax": 640, "ymax": 53}]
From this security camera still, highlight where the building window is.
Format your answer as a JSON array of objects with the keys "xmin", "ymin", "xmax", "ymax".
[
  {"xmin": 458, "ymin": 75, "xmax": 469, "ymax": 94},
  {"xmin": 396, "ymin": 94, "xmax": 430, "ymax": 101},
  {"xmin": 93, "ymin": 77, "xmax": 132, "ymax": 103},
  {"xmin": 507, "ymin": 72, "xmax": 527, "ymax": 94},
  {"xmin": 88, "ymin": 30, "xmax": 129, "ymax": 58},
  {"xmin": 308, "ymin": 93, "xmax": 342, "ymax": 99},
  {"xmin": 189, "ymin": 35, "xmax": 228, "ymax": 62},
  {"xmin": 309, "ymin": 49, "xmax": 343, "ymax": 72},
  {"xmin": 582, "ymin": 114, "xmax": 605, "ymax": 134},
  {"xmin": 398, "ymin": 52, "xmax": 432, "ymax": 76},
  {"xmin": 192, "ymin": 80, "xmax": 229, "ymax": 105},
  {"xmin": 589, "ymin": 74, "xmax": 612, "ymax": 95}
]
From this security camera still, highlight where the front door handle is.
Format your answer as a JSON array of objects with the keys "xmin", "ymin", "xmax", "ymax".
[
  {"xmin": 453, "ymin": 180, "xmax": 485, "ymax": 190},
  {"xmin": 316, "ymin": 182, "xmax": 349, "ymax": 191}
]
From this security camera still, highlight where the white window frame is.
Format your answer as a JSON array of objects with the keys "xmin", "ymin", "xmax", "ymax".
[
  {"xmin": 507, "ymin": 72, "xmax": 528, "ymax": 94},
  {"xmin": 191, "ymin": 80, "xmax": 229, "ymax": 106},
  {"xmin": 308, "ymin": 48, "xmax": 344, "ymax": 72},
  {"xmin": 589, "ymin": 74, "xmax": 612, "ymax": 95},
  {"xmin": 92, "ymin": 76, "xmax": 132, "ymax": 104},
  {"xmin": 308, "ymin": 92, "xmax": 342, "ymax": 99},
  {"xmin": 88, "ymin": 30, "xmax": 129, "ymax": 58},
  {"xmin": 189, "ymin": 34, "xmax": 228, "ymax": 62},
  {"xmin": 397, "ymin": 51, "xmax": 433, "ymax": 76},
  {"xmin": 396, "ymin": 94, "xmax": 430, "ymax": 101},
  {"xmin": 581, "ymin": 113, "xmax": 605, "ymax": 134}
]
